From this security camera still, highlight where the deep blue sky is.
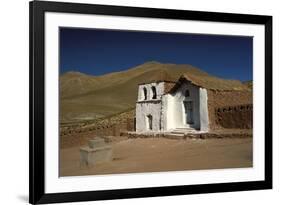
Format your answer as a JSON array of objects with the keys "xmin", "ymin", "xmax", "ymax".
[{"xmin": 60, "ymin": 28, "xmax": 253, "ymax": 81}]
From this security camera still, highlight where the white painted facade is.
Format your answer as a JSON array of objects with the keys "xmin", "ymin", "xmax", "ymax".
[
  {"xmin": 136, "ymin": 82, "xmax": 164, "ymax": 132},
  {"xmin": 136, "ymin": 80, "xmax": 209, "ymax": 133}
]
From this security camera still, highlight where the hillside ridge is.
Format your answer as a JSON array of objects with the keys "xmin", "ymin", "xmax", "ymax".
[{"xmin": 60, "ymin": 62, "xmax": 249, "ymax": 123}]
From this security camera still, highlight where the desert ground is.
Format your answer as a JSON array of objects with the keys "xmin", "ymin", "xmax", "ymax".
[{"xmin": 60, "ymin": 136, "xmax": 252, "ymax": 177}]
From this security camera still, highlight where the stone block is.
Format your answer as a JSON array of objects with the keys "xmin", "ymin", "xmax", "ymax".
[
  {"xmin": 80, "ymin": 144, "xmax": 112, "ymax": 167},
  {"xmin": 88, "ymin": 137, "xmax": 106, "ymax": 149}
]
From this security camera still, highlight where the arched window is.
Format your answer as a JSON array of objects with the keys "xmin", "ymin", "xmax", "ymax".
[
  {"xmin": 143, "ymin": 87, "xmax": 147, "ymax": 100},
  {"xmin": 185, "ymin": 89, "xmax": 190, "ymax": 97},
  {"xmin": 151, "ymin": 86, "xmax": 157, "ymax": 99}
]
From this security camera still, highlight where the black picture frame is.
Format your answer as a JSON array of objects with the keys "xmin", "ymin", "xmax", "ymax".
[{"xmin": 29, "ymin": 0, "xmax": 272, "ymax": 204}]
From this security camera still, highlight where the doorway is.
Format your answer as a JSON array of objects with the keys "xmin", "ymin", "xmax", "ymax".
[
  {"xmin": 146, "ymin": 115, "xmax": 153, "ymax": 130},
  {"xmin": 183, "ymin": 101, "xmax": 194, "ymax": 124}
]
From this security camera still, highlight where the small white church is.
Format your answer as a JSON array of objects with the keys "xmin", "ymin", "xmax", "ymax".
[{"xmin": 135, "ymin": 74, "xmax": 209, "ymax": 133}]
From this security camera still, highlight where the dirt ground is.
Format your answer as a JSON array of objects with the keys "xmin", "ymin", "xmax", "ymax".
[{"xmin": 60, "ymin": 137, "xmax": 252, "ymax": 177}]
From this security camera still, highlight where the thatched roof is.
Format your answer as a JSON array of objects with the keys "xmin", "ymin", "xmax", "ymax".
[{"xmin": 170, "ymin": 73, "xmax": 248, "ymax": 92}]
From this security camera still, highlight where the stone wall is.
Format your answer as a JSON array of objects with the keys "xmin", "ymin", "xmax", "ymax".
[
  {"xmin": 60, "ymin": 108, "xmax": 136, "ymax": 148},
  {"xmin": 60, "ymin": 117, "xmax": 135, "ymax": 148},
  {"xmin": 125, "ymin": 129, "xmax": 252, "ymax": 139},
  {"xmin": 207, "ymin": 90, "xmax": 252, "ymax": 130},
  {"xmin": 215, "ymin": 104, "xmax": 253, "ymax": 129}
]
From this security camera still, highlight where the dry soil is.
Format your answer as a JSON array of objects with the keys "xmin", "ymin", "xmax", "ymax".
[{"xmin": 60, "ymin": 137, "xmax": 252, "ymax": 176}]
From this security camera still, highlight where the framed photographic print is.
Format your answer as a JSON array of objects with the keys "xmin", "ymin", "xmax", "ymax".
[{"xmin": 29, "ymin": 0, "xmax": 272, "ymax": 204}]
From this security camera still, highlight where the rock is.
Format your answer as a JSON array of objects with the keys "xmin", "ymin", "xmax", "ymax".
[
  {"xmin": 88, "ymin": 137, "xmax": 106, "ymax": 148},
  {"xmin": 80, "ymin": 137, "xmax": 112, "ymax": 167}
]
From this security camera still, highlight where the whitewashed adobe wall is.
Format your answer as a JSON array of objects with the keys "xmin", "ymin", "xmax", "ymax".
[
  {"xmin": 199, "ymin": 88, "xmax": 209, "ymax": 131},
  {"xmin": 136, "ymin": 102, "xmax": 162, "ymax": 132},
  {"xmin": 136, "ymin": 82, "xmax": 165, "ymax": 132},
  {"xmin": 163, "ymin": 82, "xmax": 200, "ymax": 130},
  {"xmin": 137, "ymin": 82, "xmax": 165, "ymax": 101},
  {"xmin": 136, "ymin": 81, "xmax": 209, "ymax": 132}
]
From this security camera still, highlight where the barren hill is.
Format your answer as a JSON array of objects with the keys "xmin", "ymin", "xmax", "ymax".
[
  {"xmin": 243, "ymin": 81, "xmax": 253, "ymax": 90},
  {"xmin": 60, "ymin": 61, "xmax": 248, "ymax": 123}
]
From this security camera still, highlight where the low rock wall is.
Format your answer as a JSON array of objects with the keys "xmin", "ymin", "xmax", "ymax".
[{"xmin": 215, "ymin": 104, "xmax": 253, "ymax": 129}]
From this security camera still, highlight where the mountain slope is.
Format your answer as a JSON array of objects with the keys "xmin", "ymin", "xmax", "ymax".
[
  {"xmin": 60, "ymin": 62, "xmax": 248, "ymax": 123},
  {"xmin": 60, "ymin": 71, "xmax": 102, "ymax": 98},
  {"xmin": 60, "ymin": 62, "xmax": 209, "ymax": 98}
]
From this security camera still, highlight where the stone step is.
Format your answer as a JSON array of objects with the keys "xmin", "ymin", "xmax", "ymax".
[
  {"xmin": 172, "ymin": 129, "xmax": 195, "ymax": 131},
  {"xmin": 171, "ymin": 128, "xmax": 196, "ymax": 134},
  {"xmin": 171, "ymin": 131, "xmax": 187, "ymax": 134},
  {"xmin": 167, "ymin": 133, "xmax": 185, "ymax": 137},
  {"xmin": 174, "ymin": 127, "xmax": 195, "ymax": 130}
]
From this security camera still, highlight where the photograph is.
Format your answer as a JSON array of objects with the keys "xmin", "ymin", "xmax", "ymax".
[
  {"xmin": 0, "ymin": 0, "xmax": 277, "ymax": 204},
  {"xmin": 29, "ymin": 1, "xmax": 272, "ymax": 203},
  {"xmin": 59, "ymin": 28, "xmax": 253, "ymax": 177}
]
